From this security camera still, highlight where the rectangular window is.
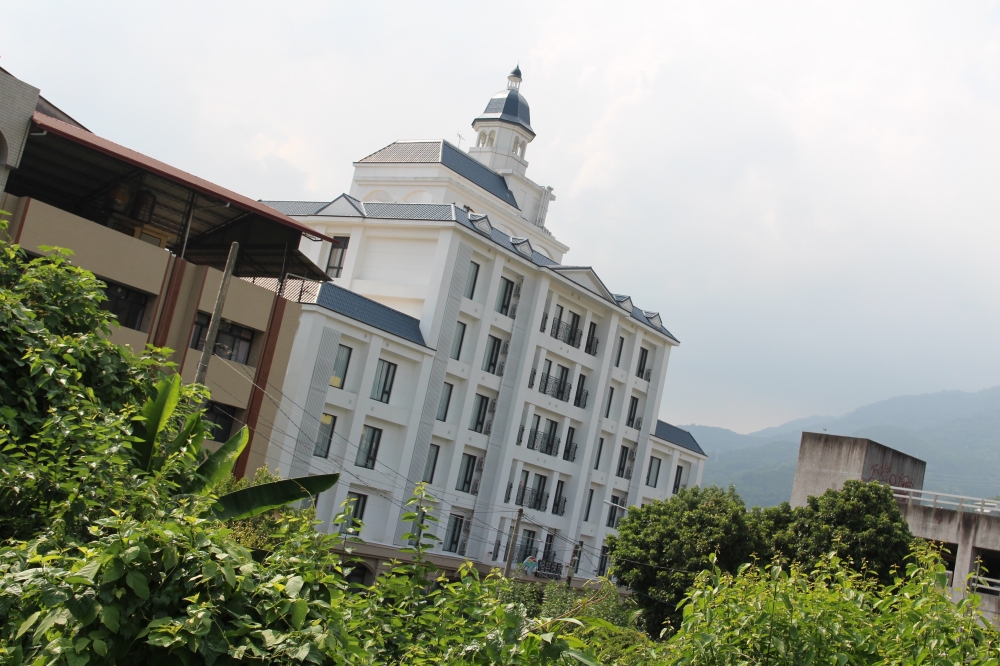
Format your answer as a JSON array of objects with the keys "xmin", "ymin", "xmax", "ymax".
[
  {"xmin": 495, "ymin": 277, "xmax": 514, "ymax": 315},
  {"xmin": 370, "ymin": 359, "xmax": 397, "ymax": 404},
  {"xmin": 465, "ymin": 261, "xmax": 480, "ymax": 299},
  {"xmin": 584, "ymin": 488, "xmax": 595, "ymax": 522},
  {"xmin": 594, "ymin": 438, "xmax": 604, "ymax": 471},
  {"xmin": 636, "ymin": 347, "xmax": 649, "ymax": 379},
  {"xmin": 483, "ymin": 335, "xmax": 502, "ymax": 373},
  {"xmin": 607, "ymin": 495, "xmax": 622, "ymax": 528},
  {"xmin": 574, "ymin": 374, "xmax": 587, "ymax": 408},
  {"xmin": 457, "ymin": 453, "xmax": 477, "ymax": 493},
  {"xmin": 543, "ymin": 534, "xmax": 556, "ymax": 562},
  {"xmin": 616, "ymin": 445, "xmax": 629, "ymax": 478},
  {"xmin": 190, "ymin": 312, "xmax": 255, "ymax": 365},
  {"xmin": 330, "ymin": 344, "xmax": 352, "ymax": 388},
  {"xmin": 326, "ymin": 236, "xmax": 350, "ymax": 278},
  {"xmin": 470, "ymin": 394, "xmax": 489, "ymax": 433},
  {"xmin": 422, "ymin": 444, "xmax": 440, "ymax": 484},
  {"xmin": 598, "ymin": 545, "xmax": 609, "ymax": 576},
  {"xmin": 627, "ymin": 396, "xmax": 639, "ymax": 428},
  {"xmin": 520, "ymin": 528, "xmax": 537, "ymax": 560},
  {"xmin": 563, "ymin": 426, "xmax": 575, "ymax": 461},
  {"xmin": 673, "ymin": 465, "xmax": 685, "ymax": 494},
  {"xmin": 437, "ymin": 382, "xmax": 453, "ymax": 421},
  {"xmin": 204, "ymin": 401, "xmax": 236, "ymax": 442},
  {"xmin": 615, "ymin": 336, "xmax": 625, "ymax": 368},
  {"xmin": 355, "ymin": 426, "xmax": 382, "ymax": 469},
  {"xmin": 553, "ymin": 480, "xmax": 565, "ymax": 506},
  {"xmin": 443, "ymin": 514, "xmax": 465, "ymax": 553},
  {"xmin": 314, "ymin": 413, "xmax": 336, "ymax": 458},
  {"xmin": 646, "ymin": 456, "xmax": 662, "ymax": 488},
  {"xmin": 451, "ymin": 321, "xmax": 466, "ymax": 361},
  {"xmin": 101, "ymin": 281, "xmax": 148, "ymax": 331},
  {"xmin": 344, "ymin": 491, "xmax": 367, "ymax": 532},
  {"xmin": 604, "ymin": 387, "xmax": 614, "ymax": 419}
]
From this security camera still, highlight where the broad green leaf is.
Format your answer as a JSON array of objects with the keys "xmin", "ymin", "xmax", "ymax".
[
  {"xmin": 125, "ymin": 570, "xmax": 150, "ymax": 600},
  {"xmin": 100, "ymin": 605, "xmax": 120, "ymax": 632},
  {"xmin": 213, "ymin": 473, "xmax": 339, "ymax": 521},
  {"xmin": 134, "ymin": 374, "xmax": 181, "ymax": 472},
  {"xmin": 65, "ymin": 560, "xmax": 101, "ymax": 585},
  {"xmin": 290, "ymin": 599, "xmax": 308, "ymax": 629},
  {"xmin": 16, "ymin": 611, "xmax": 40, "ymax": 639},
  {"xmin": 188, "ymin": 426, "xmax": 249, "ymax": 494},
  {"xmin": 165, "ymin": 412, "xmax": 204, "ymax": 458},
  {"xmin": 286, "ymin": 575, "xmax": 304, "ymax": 598},
  {"xmin": 565, "ymin": 650, "xmax": 601, "ymax": 666}
]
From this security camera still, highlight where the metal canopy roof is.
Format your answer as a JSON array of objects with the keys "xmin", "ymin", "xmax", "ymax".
[{"xmin": 5, "ymin": 112, "xmax": 333, "ymax": 281}]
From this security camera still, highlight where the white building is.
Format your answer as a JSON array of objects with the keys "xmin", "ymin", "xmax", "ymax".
[{"xmin": 266, "ymin": 67, "xmax": 706, "ymax": 582}]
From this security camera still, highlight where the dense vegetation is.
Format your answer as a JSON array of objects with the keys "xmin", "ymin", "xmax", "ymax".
[
  {"xmin": 1, "ymin": 223, "xmax": 998, "ymax": 665},
  {"xmin": 609, "ymin": 481, "xmax": 913, "ymax": 632}
]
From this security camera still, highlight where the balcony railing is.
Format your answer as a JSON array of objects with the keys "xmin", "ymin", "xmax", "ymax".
[
  {"xmin": 538, "ymin": 373, "xmax": 572, "ymax": 402},
  {"xmin": 626, "ymin": 415, "xmax": 642, "ymax": 430},
  {"xmin": 513, "ymin": 487, "xmax": 549, "ymax": 511},
  {"xmin": 516, "ymin": 424, "xmax": 524, "ymax": 446},
  {"xmin": 535, "ymin": 559, "xmax": 564, "ymax": 579},
  {"xmin": 525, "ymin": 428, "xmax": 560, "ymax": 457},
  {"xmin": 549, "ymin": 319, "xmax": 583, "ymax": 348},
  {"xmin": 241, "ymin": 274, "xmax": 321, "ymax": 304},
  {"xmin": 585, "ymin": 335, "xmax": 599, "ymax": 356},
  {"xmin": 528, "ymin": 367, "xmax": 536, "ymax": 388},
  {"xmin": 540, "ymin": 312, "xmax": 548, "ymax": 333},
  {"xmin": 516, "ymin": 544, "xmax": 539, "ymax": 564},
  {"xmin": 552, "ymin": 496, "xmax": 567, "ymax": 516},
  {"xmin": 891, "ymin": 487, "xmax": 1000, "ymax": 514},
  {"xmin": 573, "ymin": 389, "xmax": 588, "ymax": 409},
  {"xmin": 562, "ymin": 442, "xmax": 577, "ymax": 462}
]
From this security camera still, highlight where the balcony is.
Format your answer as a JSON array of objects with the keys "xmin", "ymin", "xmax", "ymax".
[
  {"xmin": 552, "ymin": 496, "xmax": 567, "ymax": 516},
  {"xmin": 539, "ymin": 373, "xmax": 572, "ymax": 402},
  {"xmin": 549, "ymin": 319, "xmax": 582, "ymax": 348},
  {"xmin": 535, "ymin": 559, "xmax": 564, "ymax": 579},
  {"xmin": 512, "ymin": 486, "xmax": 549, "ymax": 511},
  {"xmin": 562, "ymin": 442, "xmax": 577, "ymax": 463},
  {"xmin": 585, "ymin": 335, "xmax": 599, "ymax": 356},
  {"xmin": 526, "ymin": 428, "xmax": 560, "ymax": 457},
  {"xmin": 573, "ymin": 389, "xmax": 588, "ymax": 409}
]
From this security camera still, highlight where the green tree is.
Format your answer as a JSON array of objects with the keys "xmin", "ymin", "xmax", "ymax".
[
  {"xmin": 607, "ymin": 485, "xmax": 757, "ymax": 634},
  {"xmin": 757, "ymin": 480, "xmax": 913, "ymax": 584}
]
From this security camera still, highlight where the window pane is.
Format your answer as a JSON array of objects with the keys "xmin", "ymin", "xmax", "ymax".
[
  {"xmin": 355, "ymin": 426, "xmax": 381, "ymax": 469},
  {"xmin": 344, "ymin": 491, "xmax": 367, "ymax": 533},
  {"xmin": 326, "ymin": 236, "xmax": 350, "ymax": 278},
  {"xmin": 464, "ymin": 261, "xmax": 479, "ymax": 299},
  {"xmin": 422, "ymin": 444, "xmax": 440, "ymax": 483},
  {"xmin": 330, "ymin": 344, "xmax": 352, "ymax": 388},
  {"xmin": 584, "ymin": 488, "xmax": 594, "ymax": 522},
  {"xmin": 101, "ymin": 281, "xmax": 148, "ymax": 331},
  {"xmin": 646, "ymin": 456, "xmax": 661, "ymax": 487},
  {"xmin": 594, "ymin": 438, "xmax": 603, "ymax": 470},
  {"xmin": 370, "ymin": 359, "xmax": 397, "ymax": 404},
  {"xmin": 451, "ymin": 322, "xmax": 466, "ymax": 361},
  {"xmin": 436, "ymin": 383, "xmax": 453, "ymax": 421},
  {"xmin": 457, "ymin": 453, "xmax": 476, "ymax": 492},
  {"xmin": 314, "ymin": 413, "xmax": 336, "ymax": 458},
  {"xmin": 470, "ymin": 395, "xmax": 488, "ymax": 432},
  {"xmin": 204, "ymin": 401, "xmax": 236, "ymax": 441},
  {"xmin": 495, "ymin": 278, "xmax": 513, "ymax": 315},
  {"xmin": 604, "ymin": 387, "xmax": 614, "ymax": 418}
]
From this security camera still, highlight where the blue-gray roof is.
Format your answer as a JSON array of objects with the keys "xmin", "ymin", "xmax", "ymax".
[
  {"xmin": 261, "ymin": 198, "xmax": 676, "ymax": 341},
  {"xmin": 652, "ymin": 421, "xmax": 705, "ymax": 456},
  {"xmin": 315, "ymin": 282, "xmax": 426, "ymax": 347},
  {"xmin": 474, "ymin": 88, "xmax": 534, "ymax": 137},
  {"xmin": 357, "ymin": 141, "xmax": 519, "ymax": 209}
]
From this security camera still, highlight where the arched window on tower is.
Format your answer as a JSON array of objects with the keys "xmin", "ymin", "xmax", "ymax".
[
  {"xmin": 519, "ymin": 140, "xmax": 526, "ymax": 158},
  {"xmin": 477, "ymin": 131, "xmax": 487, "ymax": 147},
  {"xmin": 512, "ymin": 137, "xmax": 521, "ymax": 156},
  {"xmin": 487, "ymin": 131, "xmax": 495, "ymax": 147}
]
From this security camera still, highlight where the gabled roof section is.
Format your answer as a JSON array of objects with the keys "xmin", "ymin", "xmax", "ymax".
[
  {"xmin": 631, "ymin": 307, "xmax": 678, "ymax": 342},
  {"xmin": 510, "ymin": 237, "xmax": 534, "ymax": 257},
  {"xmin": 652, "ymin": 421, "xmax": 705, "ymax": 456},
  {"xmin": 259, "ymin": 200, "xmax": 331, "ymax": 216},
  {"xmin": 317, "ymin": 194, "xmax": 363, "ymax": 216},
  {"xmin": 550, "ymin": 266, "xmax": 617, "ymax": 302},
  {"xmin": 469, "ymin": 213, "xmax": 493, "ymax": 236},
  {"xmin": 613, "ymin": 294, "xmax": 634, "ymax": 312},
  {"xmin": 315, "ymin": 282, "xmax": 426, "ymax": 347},
  {"xmin": 356, "ymin": 140, "xmax": 519, "ymax": 209}
]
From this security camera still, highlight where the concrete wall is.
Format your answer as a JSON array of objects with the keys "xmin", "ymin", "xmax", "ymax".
[
  {"xmin": 0, "ymin": 69, "xmax": 39, "ymax": 195},
  {"xmin": 790, "ymin": 432, "xmax": 926, "ymax": 507}
]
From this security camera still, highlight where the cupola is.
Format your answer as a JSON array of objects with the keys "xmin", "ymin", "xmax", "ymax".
[{"xmin": 468, "ymin": 66, "xmax": 535, "ymax": 177}]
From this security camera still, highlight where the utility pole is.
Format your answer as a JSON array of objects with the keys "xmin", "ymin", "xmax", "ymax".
[
  {"xmin": 566, "ymin": 541, "xmax": 582, "ymax": 587},
  {"xmin": 195, "ymin": 242, "xmax": 239, "ymax": 385},
  {"xmin": 502, "ymin": 508, "xmax": 524, "ymax": 578}
]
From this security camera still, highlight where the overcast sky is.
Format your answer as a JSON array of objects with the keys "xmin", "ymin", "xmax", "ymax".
[{"xmin": 4, "ymin": 1, "xmax": 1000, "ymax": 433}]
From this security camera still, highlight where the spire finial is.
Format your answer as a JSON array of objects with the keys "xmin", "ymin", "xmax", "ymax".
[{"xmin": 508, "ymin": 64, "xmax": 522, "ymax": 90}]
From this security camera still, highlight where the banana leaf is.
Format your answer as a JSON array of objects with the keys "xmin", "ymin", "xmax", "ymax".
[
  {"xmin": 133, "ymin": 374, "xmax": 181, "ymax": 472},
  {"xmin": 213, "ymin": 473, "xmax": 339, "ymax": 521},
  {"xmin": 188, "ymin": 426, "xmax": 249, "ymax": 495}
]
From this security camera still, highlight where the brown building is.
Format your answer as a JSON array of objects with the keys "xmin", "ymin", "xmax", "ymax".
[{"xmin": 0, "ymin": 66, "xmax": 333, "ymax": 476}]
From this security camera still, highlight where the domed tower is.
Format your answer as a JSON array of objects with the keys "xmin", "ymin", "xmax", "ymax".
[{"xmin": 468, "ymin": 66, "xmax": 534, "ymax": 177}]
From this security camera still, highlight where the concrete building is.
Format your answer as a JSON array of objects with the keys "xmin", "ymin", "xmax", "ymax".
[
  {"xmin": 264, "ymin": 67, "xmax": 706, "ymax": 582},
  {"xmin": 790, "ymin": 432, "xmax": 1000, "ymax": 622},
  {"xmin": 0, "ymin": 66, "xmax": 334, "ymax": 476}
]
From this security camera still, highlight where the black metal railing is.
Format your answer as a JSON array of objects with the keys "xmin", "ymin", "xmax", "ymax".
[
  {"xmin": 552, "ymin": 496, "xmax": 567, "ymax": 516},
  {"xmin": 549, "ymin": 319, "xmax": 583, "ymax": 348},
  {"xmin": 528, "ymin": 489, "xmax": 550, "ymax": 512},
  {"xmin": 538, "ymin": 373, "xmax": 572, "ymax": 402},
  {"xmin": 516, "ymin": 424, "xmax": 524, "ymax": 445},
  {"xmin": 528, "ymin": 367, "xmax": 536, "ymax": 388},
  {"xmin": 535, "ymin": 559, "xmax": 564, "ymax": 579},
  {"xmin": 562, "ymin": 442, "xmax": 577, "ymax": 462},
  {"xmin": 516, "ymin": 544, "xmax": 539, "ymax": 563},
  {"xmin": 525, "ymin": 428, "xmax": 560, "ymax": 456},
  {"xmin": 573, "ymin": 389, "xmax": 588, "ymax": 409},
  {"xmin": 540, "ymin": 312, "xmax": 548, "ymax": 333},
  {"xmin": 585, "ymin": 335, "xmax": 599, "ymax": 356}
]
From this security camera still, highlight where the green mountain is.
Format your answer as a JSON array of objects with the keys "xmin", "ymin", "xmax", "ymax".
[{"xmin": 684, "ymin": 386, "xmax": 1000, "ymax": 507}]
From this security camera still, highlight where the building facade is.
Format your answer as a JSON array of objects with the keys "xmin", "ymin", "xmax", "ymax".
[
  {"xmin": 265, "ymin": 68, "xmax": 706, "ymax": 581},
  {"xmin": 0, "ymin": 66, "xmax": 333, "ymax": 477}
]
